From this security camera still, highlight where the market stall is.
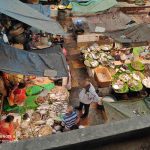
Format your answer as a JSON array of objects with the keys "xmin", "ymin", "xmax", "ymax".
[
  {"xmin": 1, "ymin": 75, "xmax": 70, "ymax": 140},
  {"xmin": 0, "ymin": 0, "xmax": 68, "ymax": 52},
  {"xmin": 0, "ymin": 0, "xmax": 74, "ymax": 142},
  {"xmin": 0, "ymin": 43, "xmax": 68, "ymax": 77},
  {"xmin": 0, "ymin": 38, "xmax": 71, "ymax": 141},
  {"xmin": 80, "ymin": 41, "xmax": 150, "ymax": 99},
  {"xmin": 0, "ymin": 0, "xmax": 65, "ymax": 35}
]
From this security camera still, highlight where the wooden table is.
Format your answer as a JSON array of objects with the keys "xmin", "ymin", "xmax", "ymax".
[{"xmin": 116, "ymin": 1, "xmax": 150, "ymax": 14}]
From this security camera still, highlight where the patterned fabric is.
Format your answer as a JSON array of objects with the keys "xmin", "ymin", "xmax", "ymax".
[
  {"xmin": 63, "ymin": 111, "xmax": 77, "ymax": 128},
  {"xmin": 9, "ymin": 88, "xmax": 26, "ymax": 106}
]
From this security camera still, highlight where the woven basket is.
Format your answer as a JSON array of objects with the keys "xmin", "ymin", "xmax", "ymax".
[{"xmin": 94, "ymin": 66, "xmax": 112, "ymax": 88}]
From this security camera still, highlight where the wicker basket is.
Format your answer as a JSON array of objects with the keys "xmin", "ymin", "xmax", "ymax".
[{"xmin": 94, "ymin": 66, "xmax": 112, "ymax": 88}]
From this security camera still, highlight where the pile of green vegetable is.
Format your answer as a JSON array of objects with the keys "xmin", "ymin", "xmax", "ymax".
[{"xmin": 112, "ymin": 62, "xmax": 145, "ymax": 93}]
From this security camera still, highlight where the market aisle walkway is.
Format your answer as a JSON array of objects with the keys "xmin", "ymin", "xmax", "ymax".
[{"xmin": 61, "ymin": 18, "xmax": 105, "ymax": 126}]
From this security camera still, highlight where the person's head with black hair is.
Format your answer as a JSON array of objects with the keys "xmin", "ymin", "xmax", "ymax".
[
  {"xmin": 22, "ymin": 113, "xmax": 29, "ymax": 120},
  {"xmin": 5, "ymin": 115, "xmax": 14, "ymax": 123},
  {"xmin": 18, "ymin": 82, "xmax": 26, "ymax": 89},
  {"xmin": 0, "ymin": 71, "xmax": 4, "ymax": 76}
]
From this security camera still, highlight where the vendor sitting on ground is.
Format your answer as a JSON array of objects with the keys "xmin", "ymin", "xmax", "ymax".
[
  {"xmin": 0, "ymin": 115, "xmax": 17, "ymax": 142},
  {"xmin": 9, "ymin": 82, "xmax": 26, "ymax": 106},
  {"xmin": 62, "ymin": 106, "xmax": 80, "ymax": 131}
]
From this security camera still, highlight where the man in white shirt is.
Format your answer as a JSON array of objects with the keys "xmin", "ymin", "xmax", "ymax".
[{"xmin": 76, "ymin": 79, "xmax": 99, "ymax": 118}]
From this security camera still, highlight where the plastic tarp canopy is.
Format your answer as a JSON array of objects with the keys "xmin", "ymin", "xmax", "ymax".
[
  {"xmin": 87, "ymin": 9, "xmax": 132, "ymax": 32},
  {"xmin": 71, "ymin": 0, "xmax": 117, "ymax": 14},
  {"xmin": 0, "ymin": 0, "xmax": 65, "ymax": 35},
  {"xmin": 103, "ymin": 98, "xmax": 150, "ymax": 122},
  {"xmin": 105, "ymin": 24, "xmax": 150, "ymax": 43},
  {"xmin": 27, "ymin": 4, "xmax": 50, "ymax": 17},
  {"xmin": 0, "ymin": 43, "xmax": 68, "ymax": 77}
]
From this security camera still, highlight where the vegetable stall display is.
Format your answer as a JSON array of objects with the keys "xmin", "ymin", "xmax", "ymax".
[
  {"xmin": 112, "ymin": 61, "xmax": 147, "ymax": 93},
  {"xmin": 81, "ymin": 43, "xmax": 114, "ymax": 68}
]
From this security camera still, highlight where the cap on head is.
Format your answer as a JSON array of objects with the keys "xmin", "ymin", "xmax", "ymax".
[{"xmin": 18, "ymin": 82, "xmax": 26, "ymax": 89}]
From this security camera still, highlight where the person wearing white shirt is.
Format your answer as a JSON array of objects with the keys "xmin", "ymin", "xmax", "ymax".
[{"xmin": 76, "ymin": 79, "xmax": 99, "ymax": 118}]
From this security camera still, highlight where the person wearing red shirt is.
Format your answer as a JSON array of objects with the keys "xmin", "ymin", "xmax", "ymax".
[
  {"xmin": 9, "ymin": 82, "xmax": 26, "ymax": 106},
  {"xmin": 0, "ymin": 115, "xmax": 15, "ymax": 142}
]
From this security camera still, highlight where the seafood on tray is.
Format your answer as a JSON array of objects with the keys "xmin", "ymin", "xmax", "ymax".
[
  {"xmin": 16, "ymin": 86, "xmax": 69, "ymax": 140},
  {"xmin": 48, "ymin": 86, "xmax": 69, "ymax": 102}
]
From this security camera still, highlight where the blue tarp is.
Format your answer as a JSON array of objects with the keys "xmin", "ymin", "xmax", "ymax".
[
  {"xmin": 27, "ymin": 4, "xmax": 50, "ymax": 17},
  {"xmin": 0, "ymin": 43, "xmax": 68, "ymax": 77}
]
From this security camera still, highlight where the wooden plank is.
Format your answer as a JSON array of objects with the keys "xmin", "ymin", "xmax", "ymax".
[
  {"xmin": 116, "ymin": 1, "xmax": 150, "ymax": 8},
  {"xmin": 77, "ymin": 33, "xmax": 99, "ymax": 43}
]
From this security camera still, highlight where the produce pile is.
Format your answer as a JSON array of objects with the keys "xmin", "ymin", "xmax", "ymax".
[
  {"xmin": 16, "ymin": 86, "xmax": 69, "ymax": 140},
  {"xmin": 112, "ymin": 62, "xmax": 147, "ymax": 93},
  {"xmin": 81, "ymin": 43, "xmax": 114, "ymax": 68},
  {"xmin": 131, "ymin": 61, "xmax": 145, "ymax": 71},
  {"xmin": 142, "ymin": 77, "xmax": 150, "ymax": 88}
]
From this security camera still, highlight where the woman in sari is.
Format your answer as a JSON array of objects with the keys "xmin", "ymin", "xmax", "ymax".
[
  {"xmin": 9, "ymin": 82, "xmax": 26, "ymax": 106},
  {"xmin": 0, "ymin": 115, "xmax": 16, "ymax": 142}
]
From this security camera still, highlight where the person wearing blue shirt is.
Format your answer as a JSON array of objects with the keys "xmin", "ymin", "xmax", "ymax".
[{"xmin": 62, "ymin": 105, "xmax": 80, "ymax": 131}]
